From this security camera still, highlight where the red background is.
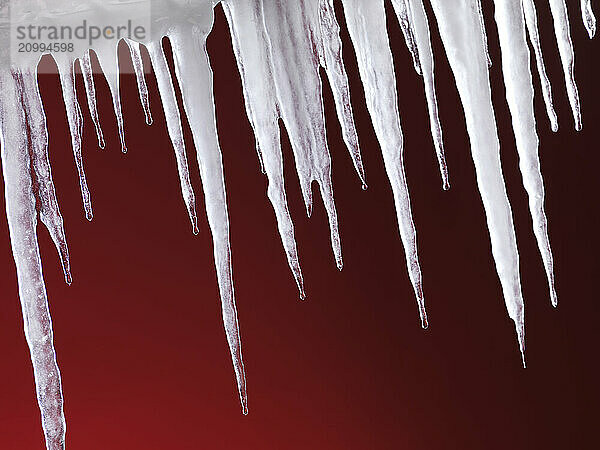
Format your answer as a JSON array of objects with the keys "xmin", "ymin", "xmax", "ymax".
[{"xmin": 0, "ymin": 2, "xmax": 598, "ymax": 449}]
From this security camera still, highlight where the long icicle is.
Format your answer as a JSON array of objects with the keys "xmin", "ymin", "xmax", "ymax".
[
  {"xmin": 127, "ymin": 39, "xmax": 153, "ymax": 126},
  {"xmin": 393, "ymin": 0, "xmax": 422, "ymax": 75},
  {"xmin": 429, "ymin": 0, "xmax": 526, "ymax": 364},
  {"xmin": 168, "ymin": 19, "xmax": 248, "ymax": 413},
  {"xmin": 19, "ymin": 68, "xmax": 72, "ymax": 285},
  {"xmin": 146, "ymin": 40, "xmax": 199, "ymax": 234},
  {"xmin": 522, "ymin": 0, "xmax": 559, "ymax": 132},
  {"xmin": 222, "ymin": 0, "xmax": 305, "ymax": 297},
  {"xmin": 54, "ymin": 55, "xmax": 93, "ymax": 221},
  {"xmin": 341, "ymin": 0, "xmax": 428, "ymax": 328},
  {"xmin": 80, "ymin": 50, "xmax": 106, "ymax": 149},
  {"xmin": 581, "ymin": 0, "xmax": 596, "ymax": 38},
  {"xmin": 391, "ymin": 0, "xmax": 449, "ymax": 189},
  {"xmin": 493, "ymin": 0, "xmax": 557, "ymax": 306},
  {"xmin": 1, "ymin": 70, "xmax": 66, "ymax": 450},
  {"xmin": 548, "ymin": 0, "xmax": 582, "ymax": 130}
]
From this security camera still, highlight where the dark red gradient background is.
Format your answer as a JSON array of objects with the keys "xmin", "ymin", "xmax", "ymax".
[{"xmin": 1, "ymin": 3, "xmax": 598, "ymax": 449}]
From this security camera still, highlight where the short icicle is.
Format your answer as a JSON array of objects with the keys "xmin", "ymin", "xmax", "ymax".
[
  {"xmin": 80, "ymin": 50, "xmax": 106, "ymax": 149},
  {"xmin": 548, "ymin": 0, "xmax": 582, "ymax": 130},
  {"xmin": 392, "ymin": 0, "xmax": 422, "ymax": 75},
  {"xmin": 54, "ymin": 55, "xmax": 93, "ymax": 221},
  {"xmin": 0, "ymin": 70, "xmax": 66, "ymax": 450},
  {"xmin": 581, "ymin": 0, "xmax": 596, "ymax": 38},
  {"xmin": 341, "ymin": 0, "xmax": 428, "ymax": 328},
  {"xmin": 429, "ymin": 0, "xmax": 526, "ymax": 363},
  {"xmin": 18, "ymin": 68, "xmax": 72, "ymax": 285},
  {"xmin": 168, "ymin": 11, "xmax": 248, "ymax": 413},
  {"xmin": 492, "ymin": 0, "xmax": 557, "ymax": 306},
  {"xmin": 147, "ymin": 40, "xmax": 199, "ymax": 234},
  {"xmin": 522, "ymin": 0, "xmax": 559, "ymax": 132},
  {"xmin": 222, "ymin": 0, "xmax": 305, "ymax": 297}
]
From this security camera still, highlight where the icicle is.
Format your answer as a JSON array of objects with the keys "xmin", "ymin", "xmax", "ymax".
[
  {"xmin": 341, "ymin": 0, "xmax": 428, "ymax": 328},
  {"xmin": 522, "ymin": 0, "xmax": 559, "ymax": 132},
  {"xmin": 0, "ymin": 71, "xmax": 66, "ymax": 450},
  {"xmin": 318, "ymin": 0, "xmax": 366, "ymax": 187},
  {"xmin": 127, "ymin": 39, "xmax": 153, "ymax": 126},
  {"xmin": 167, "ymin": 16, "xmax": 248, "ymax": 413},
  {"xmin": 80, "ymin": 50, "xmax": 106, "ymax": 149},
  {"xmin": 54, "ymin": 55, "xmax": 93, "ymax": 221},
  {"xmin": 492, "ymin": 0, "xmax": 557, "ymax": 306},
  {"xmin": 548, "ymin": 0, "xmax": 582, "ymax": 130},
  {"xmin": 18, "ymin": 68, "xmax": 72, "ymax": 285},
  {"xmin": 582, "ymin": 0, "xmax": 596, "ymax": 38},
  {"xmin": 392, "ymin": 0, "xmax": 422, "ymax": 75},
  {"xmin": 391, "ymin": 0, "xmax": 449, "ymax": 189},
  {"xmin": 94, "ymin": 46, "xmax": 127, "ymax": 152},
  {"xmin": 222, "ymin": 0, "xmax": 305, "ymax": 297},
  {"xmin": 477, "ymin": 0, "xmax": 493, "ymax": 67},
  {"xmin": 147, "ymin": 40, "xmax": 199, "ymax": 234},
  {"xmin": 429, "ymin": 0, "xmax": 525, "ymax": 362}
]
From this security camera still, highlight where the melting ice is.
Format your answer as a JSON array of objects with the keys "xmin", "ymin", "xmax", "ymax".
[{"xmin": 0, "ymin": 0, "xmax": 594, "ymax": 448}]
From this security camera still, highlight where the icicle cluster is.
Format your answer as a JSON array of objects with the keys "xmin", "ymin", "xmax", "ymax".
[{"xmin": 0, "ymin": 0, "xmax": 594, "ymax": 447}]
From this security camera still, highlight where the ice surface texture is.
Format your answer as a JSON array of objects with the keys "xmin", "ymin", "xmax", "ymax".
[{"xmin": 0, "ymin": 0, "xmax": 594, "ymax": 447}]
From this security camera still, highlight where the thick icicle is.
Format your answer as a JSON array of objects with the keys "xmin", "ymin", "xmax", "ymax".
[
  {"xmin": 522, "ymin": 0, "xmax": 559, "ymax": 132},
  {"xmin": 54, "ymin": 55, "xmax": 93, "ymax": 221},
  {"xmin": 393, "ymin": 0, "xmax": 422, "ymax": 75},
  {"xmin": 548, "ymin": 0, "xmax": 582, "ymax": 130},
  {"xmin": 493, "ymin": 0, "xmax": 557, "ymax": 306},
  {"xmin": 429, "ymin": 0, "xmax": 525, "ymax": 363},
  {"xmin": 341, "ymin": 0, "xmax": 428, "ymax": 328},
  {"xmin": 222, "ymin": 0, "xmax": 305, "ymax": 297},
  {"xmin": 261, "ymin": 0, "xmax": 347, "ymax": 269},
  {"xmin": 168, "ymin": 15, "xmax": 248, "ymax": 413},
  {"xmin": 18, "ymin": 68, "xmax": 72, "ymax": 285},
  {"xmin": 0, "ymin": 71, "xmax": 66, "ymax": 450},
  {"xmin": 582, "ymin": 0, "xmax": 596, "ymax": 38},
  {"xmin": 127, "ymin": 40, "xmax": 153, "ymax": 126},
  {"xmin": 80, "ymin": 51, "xmax": 106, "ymax": 149},
  {"xmin": 391, "ymin": 0, "xmax": 449, "ymax": 189},
  {"xmin": 147, "ymin": 40, "xmax": 199, "ymax": 234}
]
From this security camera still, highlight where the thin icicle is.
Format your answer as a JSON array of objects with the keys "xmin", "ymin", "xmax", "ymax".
[
  {"xmin": 341, "ymin": 0, "xmax": 428, "ymax": 328},
  {"xmin": 391, "ymin": 0, "xmax": 449, "ymax": 189},
  {"xmin": 318, "ymin": 0, "xmax": 366, "ymax": 187},
  {"xmin": 222, "ymin": 0, "xmax": 305, "ymax": 297},
  {"xmin": 127, "ymin": 39, "xmax": 153, "ymax": 126},
  {"xmin": 18, "ymin": 68, "xmax": 72, "ymax": 285},
  {"xmin": 0, "ymin": 71, "xmax": 66, "ymax": 450},
  {"xmin": 393, "ymin": 0, "xmax": 422, "ymax": 75},
  {"xmin": 522, "ymin": 0, "xmax": 559, "ymax": 132},
  {"xmin": 147, "ymin": 40, "xmax": 199, "ymax": 234},
  {"xmin": 168, "ymin": 16, "xmax": 248, "ymax": 413},
  {"xmin": 80, "ymin": 50, "xmax": 106, "ymax": 149},
  {"xmin": 477, "ymin": 0, "xmax": 493, "ymax": 67},
  {"xmin": 54, "ymin": 55, "xmax": 93, "ymax": 221},
  {"xmin": 429, "ymin": 0, "xmax": 525, "ymax": 363},
  {"xmin": 493, "ymin": 0, "xmax": 557, "ymax": 306},
  {"xmin": 93, "ymin": 46, "xmax": 127, "ymax": 152},
  {"xmin": 582, "ymin": 0, "xmax": 596, "ymax": 38},
  {"xmin": 549, "ymin": 0, "xmax": 582, "ymax": 130}
]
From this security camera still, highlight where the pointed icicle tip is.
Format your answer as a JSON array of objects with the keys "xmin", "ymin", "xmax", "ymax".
[
  {"xmin": 361, "ymin": 182, "xmax": 368, "ymax": 191},
  {"xmin": 516, "ymin": 322, "xmax": 526, "ymax": 368},
  {"xmin": 64, "ymin": 272, "xmax": 73, "ymax": 286}
]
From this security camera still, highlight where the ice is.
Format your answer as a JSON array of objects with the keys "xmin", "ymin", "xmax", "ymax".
[
  {"xmin": 429, "ymin": 0, "xmax": 525, "ymax": 363},
  {"xmin": 392, "ymin": 0, "xmax": 422, "ymax": 75},
  {"xmin": 582, "ymin": 0, "xmax": 596, "ymax": 38},
  {"xmin": 523, "ymin": 0, "xmax": 559, "ymax": 132},
  {"xmin": 341, "ymin": 0, "xmax": 427, "ymax": 328},
  {"xmin": 549, "ymin": 0, "xmax": 582, "ymax": 130},
  {"xmin": 80, "ymin": 51, "xmax": 106, "ymax": 148},
  {"xmin": 0, "ymin": 70, "xmax": 66, "ymax": 450},
  {"xmin": 147, "ymin": 40, "xmax": 199, "ymax": 234},
  {"xmin": 127, "ymin": 40, "xmax": 153, "ymax": 126},
  {"xmin": 492, "ymin": 0, "xmax": 556, "ymax": 306}
]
